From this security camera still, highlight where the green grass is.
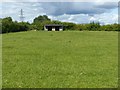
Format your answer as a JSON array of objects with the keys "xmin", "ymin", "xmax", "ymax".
[{"xmin": 2, "ymin": 31, "xmax": 118, "ymax": 88}]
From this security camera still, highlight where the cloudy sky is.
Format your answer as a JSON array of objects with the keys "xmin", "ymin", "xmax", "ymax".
[{"xmin": 0, "ymin": 0, "xmax": 120, "ymax": 25}]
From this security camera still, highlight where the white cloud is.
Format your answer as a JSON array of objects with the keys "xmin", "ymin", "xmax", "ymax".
[
  {"xmin": 49, "ymin": 8, "xmax": 118, "ymax": 25},
  {"xmin": 37, "ymin": 2, "xmax": 117, "ymax": 16},
  {"xmin": 90, "ymin": 17, "xmax": 96, "ymax": 22},
  {"xmin": 88, "ymin": 9, "xmax": 118, "ymax": 25},
  {"xmin": 0, "ymin": 2, "xmax": 118, "ymax": 24}
]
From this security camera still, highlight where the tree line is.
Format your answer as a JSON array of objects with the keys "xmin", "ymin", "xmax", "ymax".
[{"xmin": 0, "ymin": 15, "xmax": 120, "ymax": 33}]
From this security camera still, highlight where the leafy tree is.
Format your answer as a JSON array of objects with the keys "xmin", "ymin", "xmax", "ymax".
[
  {"xmin": 2, "ymin": 17, "xmax": 13, "ymax": 33},
  {"xmin": 2, "ymin": 17, "xmax": 12, "ymax": 22},
  {"xmin": 1, "ymin": 15, "xmax": 120, "ymax": 33},
  {"xmin": 33, "ymin": 15, "xmax": 51, "ymax": 23},
  {"xmin": 87, "ymin": 22, "xmax": 101, "ymax": 31},
  {"xmin": 62, "ymin": 22, "xmax": 76, "ymax": 30},
  {"xmin": 2, "ymin": 17, "xmax": 30, "ymax": 33},
  {"xmin": 51, "ymin": 20, "xmax": 62, "ymax": 24},
  {"xmin": 18, "ymin": 22, "xmax": 30, "ymax": 31}
]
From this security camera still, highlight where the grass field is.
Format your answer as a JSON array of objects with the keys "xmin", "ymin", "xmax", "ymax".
[{"xmin": 2, "ymin": 31, "xmax": 118, "ymax": 88}]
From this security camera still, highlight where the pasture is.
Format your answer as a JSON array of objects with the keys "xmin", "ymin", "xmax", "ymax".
[{"xmin": 2, "ymin": 31, "xmax": 118, "ymax": 88}]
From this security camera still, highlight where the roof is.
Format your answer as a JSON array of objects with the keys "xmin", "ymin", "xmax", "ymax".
[{"xmin": 45, "ymin": 24, "xmax": 63, "ymax": 27}]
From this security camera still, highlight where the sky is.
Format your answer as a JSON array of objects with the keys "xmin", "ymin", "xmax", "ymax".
[{"xmin": 0, "ymin": 0, "xmax": 120, "ymax": 25}]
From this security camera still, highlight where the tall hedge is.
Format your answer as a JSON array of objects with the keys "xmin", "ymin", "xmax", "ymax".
[
  {"xmin": 1, "ymin": 16, "xmax": 120, "ymax": 34},
  {"xmin": 2, "ymin": 17, "xmax": 30, "ymax": 33}
]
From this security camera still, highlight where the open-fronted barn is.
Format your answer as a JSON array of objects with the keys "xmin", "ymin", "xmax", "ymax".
[{"xmin": 44, "ymin": 24, "xmax": 63, "ymax": 31}]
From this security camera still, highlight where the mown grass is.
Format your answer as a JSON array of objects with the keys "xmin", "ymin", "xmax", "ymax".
[{"xmin": 2, "ymin": 31, "xmax": 118, "ymax": 88}]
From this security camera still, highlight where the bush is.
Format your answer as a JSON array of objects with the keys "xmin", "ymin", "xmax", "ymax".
[
  {"xmin": 2, "ymin": 17, "xmax": 30, "ymax": 33},
  {"xmin": 1, "ymin": 16, "xmax": 120, "ymax": 33}
]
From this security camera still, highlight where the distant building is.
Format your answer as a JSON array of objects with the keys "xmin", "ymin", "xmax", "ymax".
[{"xmin": 44, "ymin": 24, "xmax": 63, "ymax": 31}]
